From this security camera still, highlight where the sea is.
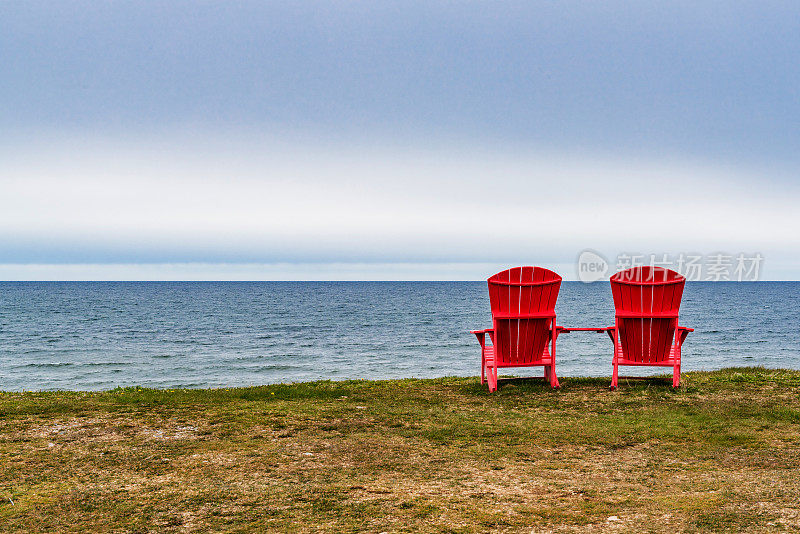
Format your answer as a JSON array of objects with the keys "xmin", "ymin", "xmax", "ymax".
[{"xmin": 0, "ymin": 282, "xmax": 797, "ymax": 391}]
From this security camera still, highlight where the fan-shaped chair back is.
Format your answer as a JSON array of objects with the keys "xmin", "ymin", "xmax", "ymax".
[
  {"xmin": 610, "ymin": 266, "xmax": 686, "ymax": 363},
  {"xmin": 488, "ymin": 267, "xmax": 562, "ymax": 366}
]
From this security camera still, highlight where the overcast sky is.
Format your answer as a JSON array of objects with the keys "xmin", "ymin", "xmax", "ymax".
[{"xmin": 2, "ymin": 1, "xmax": 799, "ymax": 279}]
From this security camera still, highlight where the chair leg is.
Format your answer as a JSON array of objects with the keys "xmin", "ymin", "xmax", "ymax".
[
  {"xmin": 549, "ymin": 363, "xmax": 560, "ymax": 389},
  {"xmin": 549, "ymin": 330, "xmax": 560, "ymax": 389},
  {"xmin": 611, "ymin": 361, "xmax": 619, "ymax": 390},
  {"xmin": 488, "ymin": 365, "xmax": 497, "ymax": 392},
  {"xmin": 544, "ymin": 365, "xmax": 550, "ymax": 381},
  {"xmin": 673, "ymin": 364, "xmax": 681, "ymax": 388},
  {"xmin": 481, "ymin": 353, "xmax": 485, "ymax": 385},
  {"xmin": 610, "ymin": 322, "xmax": 619, "ymax": 390}
]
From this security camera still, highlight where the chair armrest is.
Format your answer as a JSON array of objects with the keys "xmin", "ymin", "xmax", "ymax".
[
  {"xmin": 601, "ymin": 326, "xmax": 616, "ymax": 342},
  {"xmin": 471, "ymin": 328, "xmax": 495, "ymax": 348},
  {"xmin": 470, "ymin": 328, "xmax": 493, "ymax": 335},
  {"xmin": 677, "ymin": 326, "xmax": 693, "ymax": 346}
]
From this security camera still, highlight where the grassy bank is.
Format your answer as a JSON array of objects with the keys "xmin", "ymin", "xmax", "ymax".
[{"xmin": 1, "ymin": 368, "xmax": 799, "ymax": 533}]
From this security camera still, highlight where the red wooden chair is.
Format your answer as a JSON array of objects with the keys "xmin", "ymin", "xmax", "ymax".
[
  {"xmin": 471, "ymin": 267, "xmax": 565, "ymax": 392},
  {"xmin": 602, "ymin": 266, "xmax": 693, "ymax": 389}
]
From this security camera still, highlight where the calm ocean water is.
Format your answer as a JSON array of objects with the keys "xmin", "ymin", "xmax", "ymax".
[{"xmin": 0, "ymin": 282, "xmax": 797, "ymax": 391}]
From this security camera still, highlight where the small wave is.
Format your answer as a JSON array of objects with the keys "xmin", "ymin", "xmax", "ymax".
[{"xmin": 246, "ymin": 364, "xmax": 299, "ymax": 372}]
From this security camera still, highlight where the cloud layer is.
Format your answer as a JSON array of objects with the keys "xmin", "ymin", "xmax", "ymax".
[{"xmin": 2, "ymin": 135, "xmax": 797, "ymax": 268}]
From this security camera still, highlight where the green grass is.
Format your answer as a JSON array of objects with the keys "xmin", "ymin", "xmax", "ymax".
[{"xmin": 1, "ymin": 367, "xmax": 799, "ymax": 532}]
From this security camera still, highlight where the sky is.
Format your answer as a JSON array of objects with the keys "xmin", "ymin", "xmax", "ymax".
[{"xmin": 1, "ymin": 1, "xmax": 799, "ymax": 280}]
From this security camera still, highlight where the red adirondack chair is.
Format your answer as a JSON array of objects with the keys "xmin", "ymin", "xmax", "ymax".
[
  {"xmin": 471, "ymin": 267, "xmax": 565, "ymax": 392},
  {"xmin": 603, "ymin": 266, "xmax": 693, "ymax": 389}
]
